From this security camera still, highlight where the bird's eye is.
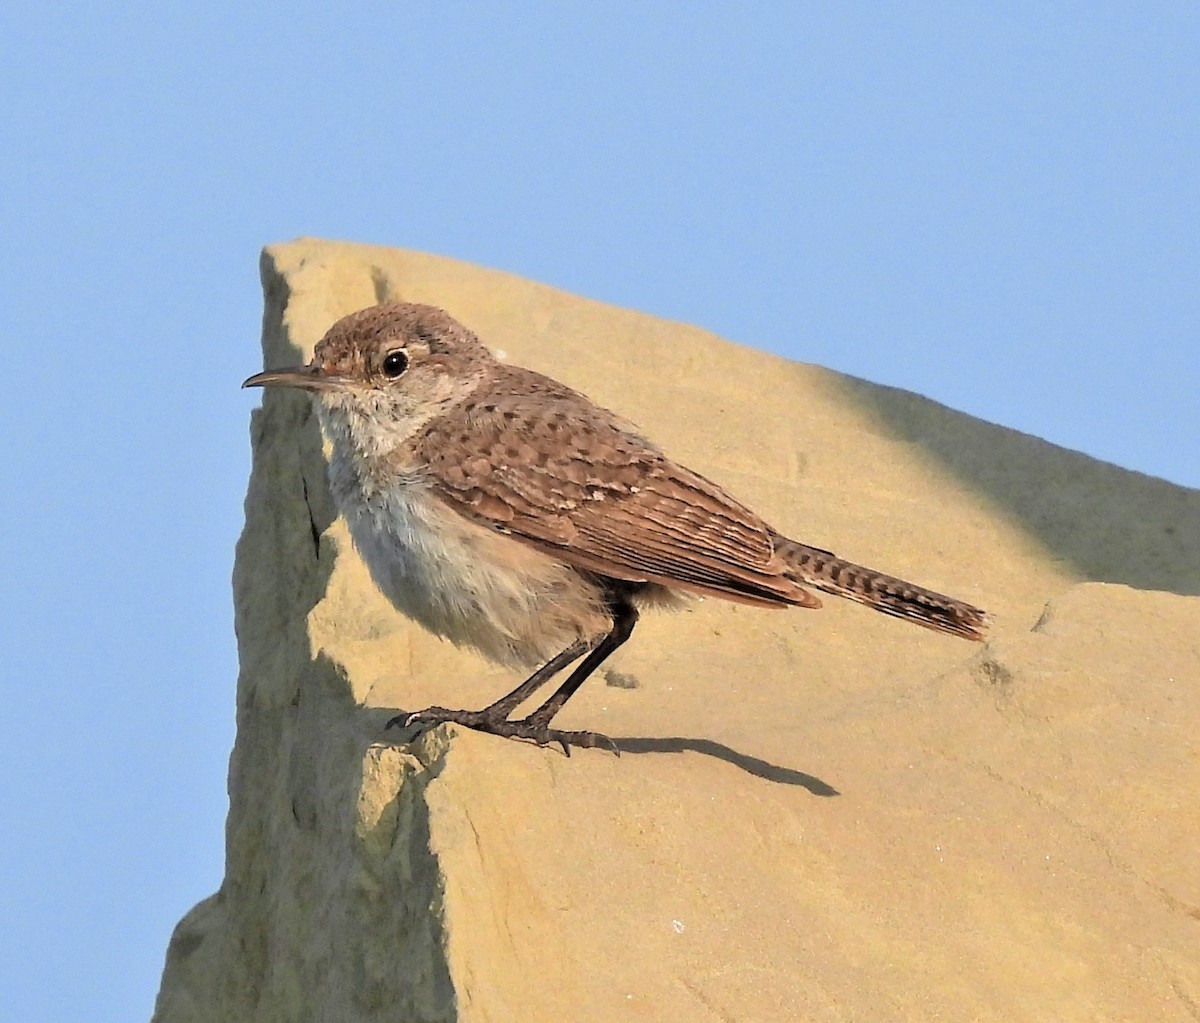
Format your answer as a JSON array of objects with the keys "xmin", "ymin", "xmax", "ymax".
[{"xmin": 382, "ymin": 350, "xmax": 408, "ymax": 378}]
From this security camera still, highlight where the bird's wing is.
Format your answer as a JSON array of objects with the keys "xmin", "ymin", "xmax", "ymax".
[{"xmin": 411, "ymin": 367, "xmax": 821, "ymax": 609}]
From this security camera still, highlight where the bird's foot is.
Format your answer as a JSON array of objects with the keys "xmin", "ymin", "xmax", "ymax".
[{"xmin": 388, "ymin": 706, "xmax": 618, "ymax": 757}]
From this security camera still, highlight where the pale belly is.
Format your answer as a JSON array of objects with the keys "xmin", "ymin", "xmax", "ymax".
[{"xmin": 341, "ymin": 479, "xmax": 610, "ymax": 668}]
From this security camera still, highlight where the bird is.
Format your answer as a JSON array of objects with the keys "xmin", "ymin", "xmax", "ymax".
[{"xmin": 243, "ymin": 302, "xmax": 989, "ymax": 753}]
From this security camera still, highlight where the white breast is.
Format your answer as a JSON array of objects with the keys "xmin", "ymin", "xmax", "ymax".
[
  {"xmin": 315, "ymin": 398, "xmax": 610, "ymax": 667},
  {"xmin": 334, "ymin": 463, "xmax": 609, "ymax": 668}
]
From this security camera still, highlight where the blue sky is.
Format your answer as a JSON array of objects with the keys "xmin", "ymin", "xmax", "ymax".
[{"xmin": 2, "ymin": 4, "xmax": 1196, "ymax": 1020}]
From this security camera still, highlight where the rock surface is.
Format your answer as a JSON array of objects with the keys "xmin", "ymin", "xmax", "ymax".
[{"xmin": 153, "ymin": 238, "xmax": 1200, "ymax": 1022}]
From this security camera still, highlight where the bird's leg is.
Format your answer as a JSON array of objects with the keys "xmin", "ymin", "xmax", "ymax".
[
  {"xmin": 389, "ymin": 637, "xmax": 594, "ymax": 733},
  {"xmin": 475, "ymin": 636, "xmax": 598, "ymax": 720},
  {"xmin": 500, "ymin": 597, "xmax": 639, "ymax": 753},
  {"xmin": 392, "ymin": 597, "xmax": 639, "ymax": 755},
  {"xmin": 518, "ymin": 599, "xmax": 638, "ymax": 735}
]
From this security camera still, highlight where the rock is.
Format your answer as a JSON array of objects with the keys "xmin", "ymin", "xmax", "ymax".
[{"xmin": 152, "ymin": 238, "xmax": 1200, "ymax": 1022}]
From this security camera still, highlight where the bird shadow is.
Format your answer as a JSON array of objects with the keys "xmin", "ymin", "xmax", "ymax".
[
  {"xmin": 374, "ymin": 709, "xmax": 838, "ymax": 796},
  {"xmin": 612, "ymin": 735, "xmax": 839, "ymax": 795}
]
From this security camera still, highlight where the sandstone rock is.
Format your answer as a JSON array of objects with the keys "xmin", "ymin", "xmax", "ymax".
[{"xmin": 153, "ymin": 238, "xmax": 1200, "ymax": 1022}]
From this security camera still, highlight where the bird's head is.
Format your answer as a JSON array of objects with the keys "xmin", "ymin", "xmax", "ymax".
[{"xmin": 243, "ymin": 302, "xmax": 495, "ymax": 450}]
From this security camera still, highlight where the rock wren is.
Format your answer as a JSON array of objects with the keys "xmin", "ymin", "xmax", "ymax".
[{"xmin": 244, "ymin": 302, "xmax": 989, "ymax": 752}]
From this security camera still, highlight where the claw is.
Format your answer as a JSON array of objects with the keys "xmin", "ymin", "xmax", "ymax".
[
  {"xmin": 385, "ymin": 705, "xmax": 614, "ymax": 755},
  {"xmin": 385, "ymin": 709, "xmax": 436, "ymax": 731}
]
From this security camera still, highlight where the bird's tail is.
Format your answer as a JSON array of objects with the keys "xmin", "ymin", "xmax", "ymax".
[{"xmin": 774, "ymin": 536, "xmax": 991, "ymax": 641}]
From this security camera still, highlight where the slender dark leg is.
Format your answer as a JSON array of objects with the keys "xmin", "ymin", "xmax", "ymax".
[
  {"xmin": 478, "ymin": 636, "xmax": 596, "ymax": 720},
  {"xmin": 520, "ymin": 598, "xmax": 638, "ymax": 731},
  {"xmin": 385, "ymin": 637, "xmax": 593, "ymax": 733},
  {"xmin": 390, "ymin": 593, "xmax": 639, "ymax": 754}
]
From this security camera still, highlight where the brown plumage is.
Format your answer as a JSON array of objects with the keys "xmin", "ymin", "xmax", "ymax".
[
  {"xmin": 403, "ymin": 356, "xmax": 988, "ymax": 639},
  {"xmin": 244, "ymin": 302, "xmax": 990, "ymax": 752}
]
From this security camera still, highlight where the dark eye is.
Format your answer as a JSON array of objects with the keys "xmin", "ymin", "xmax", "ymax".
[{"xmin": 382, "ymin": 350, "xmax": 408, "ymax": 378}]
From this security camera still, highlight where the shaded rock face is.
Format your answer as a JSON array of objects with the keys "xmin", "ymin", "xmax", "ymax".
[{"xmin": 153, "ymin": 238, "xmax": 1200, "ymax": 1023}]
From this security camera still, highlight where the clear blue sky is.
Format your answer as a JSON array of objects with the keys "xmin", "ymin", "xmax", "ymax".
[{"xmin": 2, "ymin": 4, "xmax": 1196, "ymax": 1020}]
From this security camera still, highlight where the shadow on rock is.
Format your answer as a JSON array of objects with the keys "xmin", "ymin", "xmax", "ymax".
[
  {"xmin": 614, "ymin": 736, "xmax": 839, "ymax": 795},
  {"xmin": 376, "ymin": 713, "xmax": 839, "ymax": 795}
]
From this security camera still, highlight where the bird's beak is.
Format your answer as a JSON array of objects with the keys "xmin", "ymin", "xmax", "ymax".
[{"xmin": 242, "ymin": 364, "xmax": 345, "ymax": 392}]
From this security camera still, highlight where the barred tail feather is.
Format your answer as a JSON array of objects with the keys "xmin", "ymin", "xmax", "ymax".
[{"xmin": 775, "ymin": 537, "xmax": 990, "ymax": 641}]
